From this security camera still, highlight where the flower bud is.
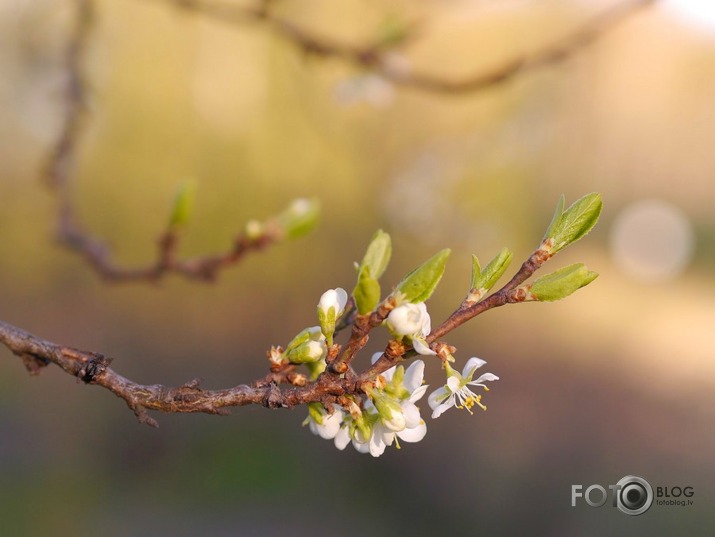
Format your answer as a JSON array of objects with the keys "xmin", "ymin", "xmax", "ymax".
[
  {"xmin": 373, "ymin": 395, "xmax": 406, "ymax": 432},
  {"xmin": 317, "ymin": 288, "xmax": 348, "ymax": 345},
  {"xmin": 276, "ymin": 198, "xmax": 320, "ymax": 240},
  {"xmin": 285, "ymin": 326, "xmax": 323, "ymax": 355},
  {"xmin": 286, "ymin": 339, "xmax": 327, "ymax": 364},
  {"xmin": 386, "ymin": 302, "xmax": 429, "ymax": 337}
]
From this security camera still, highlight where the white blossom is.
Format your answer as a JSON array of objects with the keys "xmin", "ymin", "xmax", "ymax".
[
  {"xmin": 305, "ymin": 404, "xmax": 344, "ymax": 440},
  {"xmin": 333, "ymin": 358, "xmax": 428, "ymax": 457},
  {"xmin": 317, "ymin": 288, "xmax": 348, "ymax": 345},
  {"xmin": 318, "ymin": 288, "xmax": 348, "ymax": 319},
  {"xmin": 428, "ymin": 357, "xmax": 499, "ymax": 419},
  {"xmin": 385, "ymin": 302, "xmax": 436, "ymax": 355}
]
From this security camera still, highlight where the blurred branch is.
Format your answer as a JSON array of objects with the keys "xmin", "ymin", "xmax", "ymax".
[
  {"xmin": 157, "ymin": 0, "xmax": 657, "ymax": 94},
  {"xmin": 45, "ymin": 0, "xmax": 312, "ymax": 284}
]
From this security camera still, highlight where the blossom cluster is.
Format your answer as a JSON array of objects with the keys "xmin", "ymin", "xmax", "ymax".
[{"xmin": 300, "ymin": 288, "xmax": 499, "ymax": 457}]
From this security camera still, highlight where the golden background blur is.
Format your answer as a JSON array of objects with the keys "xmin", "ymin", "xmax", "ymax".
[{"xmin": 0, "ymin": 0, "xmax": 713, "ymax": 535}]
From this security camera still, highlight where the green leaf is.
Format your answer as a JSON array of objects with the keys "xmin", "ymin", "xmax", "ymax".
[
  {"xmin": 353, "ymin": 266, "xmax": 381, "ymax": 314},
  {"xmin": 396, "ymin": 248, "xmax": 451, "ymax": 303},
  {"xmin": 545, "ymin": 193, "xmax": 602, "ymax": 253},
  {"xmin": 276, "ymin": 198, "xmax": 320, "ymax": 240},
  {"xmin": 542, "ymin": 194, "xmax": 565, "ymax": 242},
  {"xmin": 471, "ymin": 247, "xmax": 513, "ymax": 293},
  {"xmin": 169, "ymin": 179, "xmax": 197, "ymax": 228},
  {"xmin": 470, "ymin": 255, "xmax": 481, "ymax": 290},
  {"xmin": 529, "ymin": 263, "xmax": 599, "ymax": 302},
  {"xmin": 360, "ymin": 230, "xmax": 392, "ymax": 281}
]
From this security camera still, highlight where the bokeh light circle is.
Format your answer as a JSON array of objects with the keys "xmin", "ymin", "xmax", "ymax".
[{"xmin": 610, "ymin": 199, "xmax": 695, "ymax": 283}]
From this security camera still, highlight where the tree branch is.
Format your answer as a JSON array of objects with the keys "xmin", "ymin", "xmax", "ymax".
[
  {"xmin": 154, "ymin": 0, "xmax": 657, "ymax": 94},
  {"xmin": 45, "ymin": 0, "xmax": 303, "ymax": 284},
  {"xmin": 0, "ymin": 318, "xmax": 358, "ymax": 427}
]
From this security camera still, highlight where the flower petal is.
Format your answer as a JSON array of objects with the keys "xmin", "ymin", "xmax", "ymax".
[
  {"xmin": 409, "ymin": 384, "xmax": 428, "ymax": 403},
  {"xmin": 335, "ymin": 287, "xmax": 348, "ymax": 312},
  {"xmin": 428, "ymin": 386, "xmax": 449, "ymax": 410},
  {"xmin": 446, "ymin": 376, "xmax": 461, "ymax": 392},
  {"xmin": 417, "ymin": 303, "xmax": 432, "ymax": 337},
  {"xmin": 402, "ymin": 400, "xmax": 422, "ymax": 429},
  {"xmin": 334, "ymin": 426, "xmax": 351, "ymax": 450},
  {"xmin": 403, "ymin": 360, "xmax": 425, "ymax": 392},
  {"xmin": 316, "ymin": 410, "xmax": 343, "ymax": 439},
  {"xmin": 431, "ymin": 399, "xmax": 454, "ymax": 419},
  {"xmin": 368, "ymin": 433, "xmax": 387, "ymax": 457},
  {"xmin": 352, "ymin": 438, "xmax": 370, "ymax": 454},
  {"xmin": 471, "ymin": 372, "xmax": 499, "ymax": 384},
  {"xmin": 463, "ymin": 357, "xmax": 487, "ymax": 379},
  {"xmin": 412, "ymin": 337, "xmax": 436, "ymax": 356},
  {"xmin": 397, "ymin": 421, "xmax": 427, "ymax": 443}
]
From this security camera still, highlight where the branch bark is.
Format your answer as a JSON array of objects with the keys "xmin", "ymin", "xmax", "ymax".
[
  {"xmin": 156, "ymin": 0, "xmax": 657, "ymax": 94},
  {"xmin": 0, "ymin": 318, "xmax": 360, "ymax": 427}
]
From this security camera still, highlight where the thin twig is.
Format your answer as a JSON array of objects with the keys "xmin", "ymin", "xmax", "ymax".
[
  {"xmin": 44, "ymin": 0, "xmax": 296, "ymax": 284},
  {"xmin": 155, "ymin": 0, "xmax": 656, "ymax": 94},
  {"xmin": 429, "ymin": 243, "xmax": 552, "ymax": 341}
]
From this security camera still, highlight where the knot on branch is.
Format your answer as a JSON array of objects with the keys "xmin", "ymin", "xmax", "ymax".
[
  {"xmin": 20, "ymin": 353, "xmax": 50, "ymax": 376},
  {"xmin": 76, "ymin": 353, "xmax": 112, "ymax": 384},
  {"xmin": 263, "ymin": 382, "xmax": 283, "ymax": 409}
]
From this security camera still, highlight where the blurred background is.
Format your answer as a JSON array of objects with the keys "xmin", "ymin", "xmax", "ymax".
[{"xmin": 0, "ymin": 0, "xmax": 713, "ymax": 535}]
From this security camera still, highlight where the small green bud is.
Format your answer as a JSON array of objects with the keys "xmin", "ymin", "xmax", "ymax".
[
  {"xmin": 285, "ymin": 326, "xmax": 323, "ymax": 355},
  {"xmin": 353, "ymin": 265, "xmax": 381, "ymax": 315},
  {"xmin": 373, "ymin": 394, "xmax": 406, "ymax": 432},
  {"xmin": 360, "ymin": 230, "xmax": 392, "ymax": 281},
  {"xmin": 543, "ymin": 193, "xmax": 602, "ymax": 253},
  {"xmin": 396, "ymin": 248, "xmax": 451, "ymax": 303},
  {"xmin": 168, "ymin": 179, "xmax": 197, "ymax": 229},
  {"xmin": 285, "ymin": 339, "xmax": 327, "ymax": 364},
  {"xmin": 527, "ymin": 263, "xmax": 598, "ymax": 302},
  {"xmin": 354, "ymin": 412, "xmax": 373, "ymax": 444},
  {"xmin": 383, "ymin": 365, "xmax": 409, "ymax": 400},
  {"xmin": 276, "ymin": 198, "xmax": 320, "ymax": 240},
  {"xmin": 470, "ymin": 247, "xmax": 513, "ymax": 296},
  {"xmin": 306, "ymin": 359, "xmax": 327, "ymax": 381},
  {"xmin": 307, "ymin": 402, "xmax": 325, "ymax": 425}
]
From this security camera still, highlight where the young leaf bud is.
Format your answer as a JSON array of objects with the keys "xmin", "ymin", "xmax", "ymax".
[
  {"xmin": 276, "ymin": 198, "xmax": 320, "ymax": 240},
  {"xmin": 527, "ymin": 263, "xmax": 599, "ymax": 302},
  {"xmin": 395, "ymin": 248, "xmax": 451, "ymax": 303},
  {"xmin": 168, "ymin": 179, "xmax": 197, "ymax": 229},
  {"xmin": 543, "ymin": 193, "xmax": 602, "ymax": 254}
]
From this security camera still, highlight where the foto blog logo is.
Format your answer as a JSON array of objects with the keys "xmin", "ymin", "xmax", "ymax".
[{"xmin": 571, "ymin": 475, "xmax": 695, "ymax": 516}]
